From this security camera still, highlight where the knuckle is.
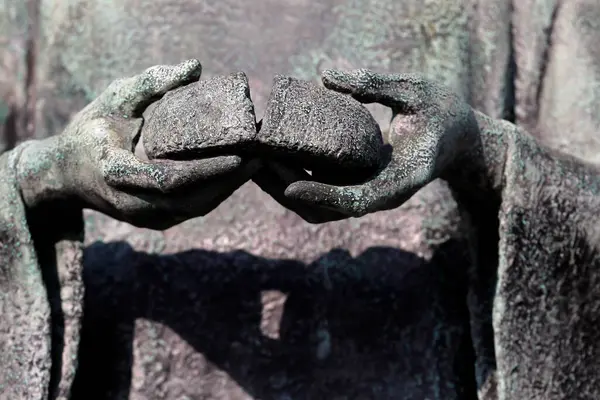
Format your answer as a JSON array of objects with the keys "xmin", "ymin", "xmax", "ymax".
[
  {"xmin": 107, "ymin": 78, "xmax": 126, "ymax": 91},
  {"xmin": 354, "ymin": 69, "xmax": 374, "ymax": 85},
  {"xmin": 103, "ymin": 79, "xmax": 128, "ymax": 101},
  {"xmin": 88, "ymin": 118, "xmax": 111, "ymax": 132},
  {"xmin": 135, "ymin": 71, "xmax": 157, "ymax": 94},
  {"xmin": 347, "ymin": 190, "xmax": 369, "ymax": 217},
  {"xmin": 100, "ymin": 151, "xmax": 133, "ymax": 182},
  {"xmin": 147, "ymin": 165, "xmax": 171, "ymax": 192},
  {"xmin": 99, "ymin": 159, "xmax": 115, "ymax": 180}
]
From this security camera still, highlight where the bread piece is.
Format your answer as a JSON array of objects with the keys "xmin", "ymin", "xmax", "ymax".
[
  {"xmin": 143, "ymin": 72, "xmax": 257, "ymax": 159},
  {"xmin": 259, "ymin": 75, "xmax": 383, "ymax": 182}
]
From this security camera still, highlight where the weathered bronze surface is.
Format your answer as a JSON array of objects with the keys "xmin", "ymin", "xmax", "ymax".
[
  {"xmin": 258, "ymin": 75, "xmax": 383, "ymax": 183},
  {"xmin": 143, "ymin": 72, "xmax": 258, "ymax": 160},
  {"xmin": 2, "ymin": 1, "xmax": 600, "ymax": 399}
]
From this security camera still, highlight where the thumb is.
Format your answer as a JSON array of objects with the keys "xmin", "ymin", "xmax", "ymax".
[{"xmin": 321, "ymin": 69, "xmax": 424, "ymax": 112}]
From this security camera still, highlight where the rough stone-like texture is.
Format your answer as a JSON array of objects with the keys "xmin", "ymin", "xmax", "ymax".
[
  {"xmin": 495, "ymin": 132, "xmax": 600, "ymax": 399},
  {"xmin": 0, "ymin": 0, "xmax": 518, "ymax": 398},
  {"xmin": 75, "ymin": 182, "xmax": 472, "ymax": 400},
  {"xmin": 33, "ymin": 0, "xmax": 495, "ymax": 139},
  {"xmin": 143, "ymin": 72, "xmax": 258, "ymax": 160},
  {"xmin": 513, "ymin": 0, "xmax": 600, "ymax": 164},
  {"xmin": 259, "ymin": 76, "xmax": 383, "ymax": 182},
  {"xmin": 1, "ymin": 0, "xmax": 599, "ymax": 399},
  {"xmin": 0, "ymin": 146, "xmax": 84, "ymax": 400},
  {"xmin": 25, "ymin": 0, "xmax": 600, "ymax": 162},
  {"xmin": 0, "ymin": 0, "xmax": 32, "ymax": 153},
  {"xmin": 0, "ymin": 147, "xmax": 52, "ymax": 399}
]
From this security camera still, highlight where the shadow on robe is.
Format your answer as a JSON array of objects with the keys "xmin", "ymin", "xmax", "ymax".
[{"xmin": 69, "ymin": 239, "xmax": 478, "ymax": 399}]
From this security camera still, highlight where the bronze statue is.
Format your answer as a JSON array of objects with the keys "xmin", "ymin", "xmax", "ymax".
[{"xmin": 1, "ymin": 0, "xmax": 600, "ymax": 399}]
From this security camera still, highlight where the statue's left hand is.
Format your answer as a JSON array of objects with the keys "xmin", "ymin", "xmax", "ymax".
[
  {"xmin": 16, "ymin": 60, "xmax": 260, "ymax": 229},
  {"xmin": 257, "ymin": 69, "xmax": 479, "ymax": 223}
]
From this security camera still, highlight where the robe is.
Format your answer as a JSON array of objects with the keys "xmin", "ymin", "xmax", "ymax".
[{"xmin": 1, "ymin": 0, "xmax": 600, "ymax": 398}]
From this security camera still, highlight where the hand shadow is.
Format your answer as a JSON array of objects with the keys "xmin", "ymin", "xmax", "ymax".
[{"xmin": 70, "ymin": 239, "xmax": 478, "ymax": 400}]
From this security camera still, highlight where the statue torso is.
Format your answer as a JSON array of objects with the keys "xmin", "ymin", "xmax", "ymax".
[{"xmin": 36, "ymin": 0, "xmax": 511, "ymax": 398}]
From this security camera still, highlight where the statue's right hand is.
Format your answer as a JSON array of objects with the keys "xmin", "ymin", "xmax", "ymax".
[{"xmin": 17, "ymin": 60, "xmax": 259, "ymax": 229}]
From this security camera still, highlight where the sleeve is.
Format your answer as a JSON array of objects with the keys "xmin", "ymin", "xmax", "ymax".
[
  {"xmin": 446, "ymin": 107, "xmax": 600, "ymax": 398},
  {"xmin": 0, "ymin": 147, "xmax": 52, "ymax": 398},
  {"xmin": 0, "ymin": 144, "xmax": 85, "ymax": 400},
  {"xmin": 481, "ymin": 123, "xmax": 600, "ymax": 398}
]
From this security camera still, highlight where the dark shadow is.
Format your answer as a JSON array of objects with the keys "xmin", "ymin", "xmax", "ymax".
[
  {"xmin": 27, "ymin": 200, "xmax": 85, "ymax": 400},
  {"xmin": 71, "ymin": 239, "xmax": 477, "ymax": 400},
  {"xmin": 3, "ymin": 104, "xmax": 18, "ymax": 151}
]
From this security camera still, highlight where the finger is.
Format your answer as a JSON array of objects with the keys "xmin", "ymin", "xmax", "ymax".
[
  {"xmin": 284, "ymin": 158, "xmax": 419, "ymax": 217},
  {"xmin": 252, "ymin": 161, "xmax": 311, "ymax": 203},
  {"xmin": 104, "ymin": 59, "xmax": 203, "ymax": 117},
  {"xmin": 321, "ymin": 69, "xmax": 423, "ymax": 111},
  {"xmin": 252, "ymin": 162, "xmax": 347, "ymax": 223},
  {"xmin": 155, "ymin": 162, "xmax": 261, "ymax": 219},
  {"xmin": 256, "ymin": 161, "xmax": 311, "ymax": 185},
  {"xmin": 284, "ymin": 180, "xmax": 370, "ymax": 217},
  {"xmin": 102, "ymin": 149, "xmax": 244, "ymax": 193},
  {"xmin": 101, "ymin": 159, "xmax": 261, "ymax": 230}
]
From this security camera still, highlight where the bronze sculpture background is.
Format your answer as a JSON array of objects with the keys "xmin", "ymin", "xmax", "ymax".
[{"xmin": 1, "ymin": 0, "xmax": 600, "ymax": 399}]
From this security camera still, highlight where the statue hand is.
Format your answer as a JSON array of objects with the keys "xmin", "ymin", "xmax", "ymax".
[
  {"xmin": 253, "ymin": 160, "xmax": 350, "ymax": 223},
  {"xmin": 17, "ymin": 60, "xmax": 259, "ymax": 229},
  {"xmin": 273, "ymin": 69, "xmax": 478, "ymax": 222}
]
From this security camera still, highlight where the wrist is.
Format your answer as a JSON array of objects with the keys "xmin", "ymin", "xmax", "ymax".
[
  {"xmin": 14, "ymin": 136, "xmax": 77, "ymax": 209},
  {"xmin": 443, "ymin": 111, "xmax": 511, "ymax": 201}
]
